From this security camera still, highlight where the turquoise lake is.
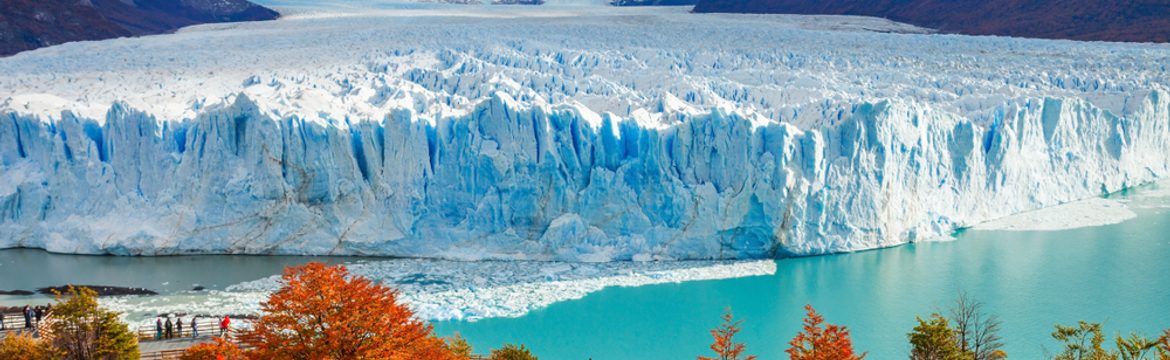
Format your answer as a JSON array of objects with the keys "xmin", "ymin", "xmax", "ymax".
[
  {"xmin": 434, "ymin": 195, "xmax": 1170, "ymax": 359},
  {"xmin": 2, "ymin": 189, "xmax": 1168, "ymax": 359}
]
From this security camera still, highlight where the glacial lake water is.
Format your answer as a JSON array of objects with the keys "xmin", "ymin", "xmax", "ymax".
[
  {"xmin": 434, "ymin": 186, "xmax": 1170, "ymax": 359},
  {"xmin": 2, "ymin": 187, "xmax": 1169, "ymax": 359}
]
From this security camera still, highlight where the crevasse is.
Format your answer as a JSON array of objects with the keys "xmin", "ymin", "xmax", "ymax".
[{"xmin": 2, "ymin": 89, "xmax": 1167, "ymax": 260}]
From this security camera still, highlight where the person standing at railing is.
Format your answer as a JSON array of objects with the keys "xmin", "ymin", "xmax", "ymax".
[
  {"xmin": 23, "ymin": 305, "xmax": 32, "ymax": 329},
  {"xmin": 165, "ymin": 317, "xmax": 173, "ymax": 339},
  {"xmin": 34, "ymin": 306, "xmax": 43, "ymax": 326},
  {"xmin": 176, "ymin": 316, "xmax": 184, "ymax": 337},
  {"xmin": 219, "ymin": 315, "xmax": 230, "ymax": 337},
  {"xmin": 156, "ymin": 317, "xmax": 163, "ymax": 340},
  {"xmin": 191, "ymin": 316, "xmax": 199, "ymax": 337}
]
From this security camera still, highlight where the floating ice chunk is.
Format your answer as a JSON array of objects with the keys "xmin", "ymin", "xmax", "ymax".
[{"xmin": 974, "ymin": 198, "xmax": 1137, "ymax": 232}]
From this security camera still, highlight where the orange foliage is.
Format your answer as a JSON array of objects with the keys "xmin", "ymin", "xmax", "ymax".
[
  {"xmin": 180, "ymin": 337, "xmax": 245, "ymax": 360},
  {"xmin": 786, "ymin": 305, "xmax": 866, "ymax": 360},
  {"xmin": 241, "ymin": 262, "xmax": 458, "ymax": 360},
  {"xmin": 698, "ymin": 308, "xmax": 757, "ymax": 360}
]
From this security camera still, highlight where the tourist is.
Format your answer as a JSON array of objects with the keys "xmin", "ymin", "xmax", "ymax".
[
  {"xmin": 156, "ymin": 317, "xmax": 163, "ymax": 340},
  {"xmin": 165, "ymin": 317, "xmax": 173, "ymax": 339},
  {"xmin": 191, "ymin": 316, "xmax": 199, "ymax": 337},
  {"xmin": 176, "ymin": 316, "xmax": 183, "ymax": 337},
  {"xmin": 34, "ymin": 306, "xmax": 43, "ymax": 325},
  {"xmin": 220, "ymin": 315, "xmax": 230, "ymax": 337},
  {"xmin": 22, "ymin": 305, "xmax": 32, "ymax": 329}
]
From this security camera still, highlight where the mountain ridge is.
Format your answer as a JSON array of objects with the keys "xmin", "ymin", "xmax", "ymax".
[
  {"xmin": 692, "ymin": 0, "xmax": 1170, "ymax": 43},
  {"xmin": 0, "ymin": 0, "xmax": 279, "ymax": 56}
]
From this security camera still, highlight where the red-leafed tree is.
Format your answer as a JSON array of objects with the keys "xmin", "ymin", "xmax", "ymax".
[
  {"xmin": 180, "ymin": 337, "xmax": 246, "ymax": 360},
  {"xmin": 786, "ymin": 305, "xmax": 866, "ymax": 360},
  {"xmin": 240, "ymin": 262, "xmax": 458, "ymax": 360},
  {"xmin": 699, "ymin": 308, "xmax": 757, "ymax": 360}
]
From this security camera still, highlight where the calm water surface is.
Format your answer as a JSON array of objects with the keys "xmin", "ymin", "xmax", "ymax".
[
  {"xmin": 434, "ymin": 197, "xmax": 1170, "ymax": 359},
  {"xmin": 2, "ymin": 194, "xmax": 1168, "ymax": 359}
]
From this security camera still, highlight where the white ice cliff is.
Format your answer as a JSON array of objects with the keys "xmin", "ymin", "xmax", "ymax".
[{"xmin": 1, "ymin": 3, "xmax": 1169, "ymax": 260}]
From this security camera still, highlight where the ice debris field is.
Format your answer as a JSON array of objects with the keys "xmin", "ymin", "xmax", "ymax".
[
  {"xmin": 102, "ymin": 258, "xmax": 776, "ymax": 322},
  {"xmin": 2, "ymin": 1, "xmax": 1170, "ymax": 260}
]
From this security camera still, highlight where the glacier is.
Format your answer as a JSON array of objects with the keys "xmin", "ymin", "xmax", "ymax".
[{"xmin": 2, "ymin": 3, "xmax": 1170, "ymax": 260}]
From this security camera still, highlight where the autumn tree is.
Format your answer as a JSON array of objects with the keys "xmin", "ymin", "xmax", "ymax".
[
  {"xmin": 951, "ymin": 292, "xmax": 1006, "ymax": 360},
  {"xmin": 489, "ymin": 344, "xmax": 537, "ymax": 360},
  {"xmin": 0, "ymin": 332, "xmax": 56, "ymax": 360},
  {"xmin": 699, "ymin": 308, "xmax": 757, "ymax": 360},
  {"xmin": 787, "ymin": 305, "xmax": 866, "ymax": 360},
  {"xmin": 1051, "ymin": 321, "xmax": 1118, "ymax": 360},
  {"xmin": 909, "ymin": 314, "xmax": 969, "ymax": 360},
  {"xmin": 241, "ymin": 262, "xmax": 456, "ymax": 360},
  {"xmin": 47, "ymin": 286, "xmax": 139, "ymax": 360},
  {"xmin": 180, "ymin": 337, "xmax": 246, "ymax": 360}
]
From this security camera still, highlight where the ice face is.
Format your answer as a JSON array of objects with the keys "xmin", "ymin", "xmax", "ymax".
[{"xmin": 1, "ymin": 5, "xmax": 1169, "ymax": 260}]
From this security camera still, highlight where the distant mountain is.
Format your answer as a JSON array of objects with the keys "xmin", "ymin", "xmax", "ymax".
[
  {"xmin": 612, "ymin": 0, "xmax": 696, "ymax": 5},
  {"xmin": 0, "ymin": 0, "xmax": 279, "ymax": 56},
  {"xmin": 692, "ymin": 0, "xmax": 1170, "ymax": 43}
]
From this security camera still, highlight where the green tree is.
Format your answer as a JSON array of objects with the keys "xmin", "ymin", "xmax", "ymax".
[
  {"xmin": 909, "ymin": 314, "xmax": 970, "ymax": 360},
  {"xmin": 951, "ymin": 292, "xmax": 1006, "ymax": 360},
  {"xmin": 1115, "ymin": 333, "xmax": 1159, "ymax": 360},
  {"xmin": 444, "ymin": 332, "xmax": 474, "ymax": 359},
  {"xmin": 1051, "ymin": 321, "xmax": 1117, "ymax": 360},
  {"xmin": 490, "ymin": 344, "xmax": 537, "ymax": 360},
  {"xmin": 46, "ymin": 286, "xmax": 139, "ymax": 360}
]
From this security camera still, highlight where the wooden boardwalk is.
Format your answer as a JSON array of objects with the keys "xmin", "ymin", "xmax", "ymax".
[
  {"xmin": 0, "ymin": 310, "xmax": 52, "ymax": 339},
  {"xmin": 139, "ymin": 336, "xmax": 217, "ymax": 360},
  {"xmin": 135, "ymin": 320, "xmax": 241, "ymax": 359},
  {"xmin": 4, "ymin": 311, "xmax": 491, "ymax": 359},
  {"xmin": 2, "ymin": 311, "xmax": 230, "ymax": 359}
]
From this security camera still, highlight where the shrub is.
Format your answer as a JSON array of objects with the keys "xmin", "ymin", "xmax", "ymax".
[
  {"xmin": 0, "ymin": 333, "xmax": 55, "ymax": 360},
  {"xmin": 444, "ymin": 332, "xmax": 474, "ymax": 359},
  {"xmin": 490, "ymin": 344, "xmax": 537, "ymax": 360},
  {"xmin": 180, "ymin": 337, "xmax": 245, "ymax": 360}
]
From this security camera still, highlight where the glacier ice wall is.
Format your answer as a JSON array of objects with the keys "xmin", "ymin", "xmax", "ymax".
[
  {"xmin": 3, "ymin": 4, "xmax": 1170, "ymax": 260},
  {"xmin": 3, "ymin": 89, "xmax": 1168, "ymax": 260}
]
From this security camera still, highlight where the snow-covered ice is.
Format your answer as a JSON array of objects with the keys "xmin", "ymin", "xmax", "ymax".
[
  {"xmin": 103, "ymin": 258, "xmax": 776, "ymax": 322},
  {"xmin": 2, "ymin": 2, "xmax": 1170, "ymax": 260},
  {"xmin": 973, "ymin": 198, "xmax": 1137, "ymax": 232}
]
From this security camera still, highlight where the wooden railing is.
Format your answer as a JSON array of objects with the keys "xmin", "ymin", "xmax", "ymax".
[
  {"xmin": 0, "ymin": 311, "xmax": 38, "ymax": 332},
  {"xmin": 0, "ymin": 311, "xmax": 53, "ymax": 338},
  {"xmin": 136, "ymin": 320, "xmax": 228, "ymax": 341},
  {"xmin": 139, "ymin": 348, "xmax": 491, "ymax": 360},
  {"xmin": 138, "ymin": 348, "xmax": 187, "ymax": 360},
  {"xmin": 5, "ymin": 314, "xmax": 493, "ymax": 360}
]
